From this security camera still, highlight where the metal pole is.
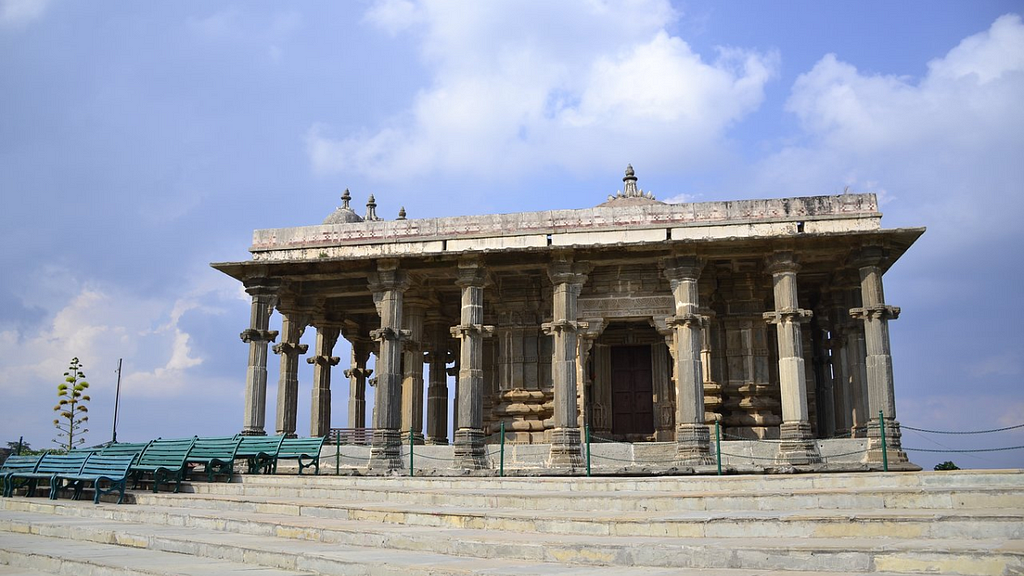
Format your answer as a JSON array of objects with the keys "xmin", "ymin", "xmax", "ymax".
[
  {"xmin": 409, "ymin": 426, "xmax": 414, "ymax": 477},
  {"xmin": 16, "ymin": 436, "xmax": 23, "ymax": 456},
  {"xmin": 111, "ymin": 358, "xmax": 123, "ymax": 444},
  {"xmin": 585, "ymin": 424, "xmax": 591, "ymax": 477},
  {"xmin": 715, "ymin": 419, "xmax": 722, "ymax": 476},
  {"xmin": 335, "ymin": 429, "xmax": 341, "ymax": 475},
  {"xmin": 878, "ymin": 409, "xmax": 888, "ymax": 472},
  {"xmin": 499, "ymin": 421, "xmax": 505, "ymax": 477}
]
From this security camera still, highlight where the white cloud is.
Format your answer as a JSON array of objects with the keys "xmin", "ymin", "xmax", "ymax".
[
  {"xmin": 308, "ymin": 0, "xmax": 777, "ymax": 180},
  {"xmin": 0, "ymin": 0, "xmax": 49, "ymax": 27},
  {"xmin": 751, "ymin": 14, "xmax": 1024, "ymax": 244}
]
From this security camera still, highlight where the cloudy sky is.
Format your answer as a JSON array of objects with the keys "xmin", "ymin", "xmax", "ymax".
[{"xmin": 1, "ymin": 1, "xmax": 1021, "ymax": 470}]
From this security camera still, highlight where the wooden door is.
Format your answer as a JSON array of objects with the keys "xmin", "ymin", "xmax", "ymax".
[{"xmin": 610, "ymin": 345, "xmax": 654, "ymax": 436}]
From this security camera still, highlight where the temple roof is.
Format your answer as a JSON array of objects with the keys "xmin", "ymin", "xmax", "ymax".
[{"xmin": 597, "ymin": 164, "xmax": 664, "ymax": 207}]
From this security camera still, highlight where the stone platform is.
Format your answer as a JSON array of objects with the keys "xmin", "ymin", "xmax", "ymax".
[{"xmin": 1, "ymin": 469, "xmax": 1022, "ymax": 575}]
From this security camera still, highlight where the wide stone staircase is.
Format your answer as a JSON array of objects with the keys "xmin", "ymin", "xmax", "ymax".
[{"xmin": 1, "ymin": 469, "xmax": 1022, "ymax": 575}]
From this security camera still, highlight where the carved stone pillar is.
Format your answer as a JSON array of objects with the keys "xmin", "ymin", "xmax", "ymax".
[
  {"xmin": 663, "ymin": 256, "xmax": 713, "ymax": 465},
  {"xmin": 344, "ymin": 338, "xmax": 372, "ymax": 429},
  {"xmin": 273, "ymin": 312, "xmax": 308, "ymax": 438},
  {"xmin": 451, "ymin": 258, "xmax": 494, "ymax": 469},
  {"xmin": 448, "ymin": 364, "xmax": 460, "ymax": 432},
  {"xmin": 368, "ymin": 260, "xmax": 410, "ymax": 471},
  {"xmin": 850, "ymin": 246, "xmax": 909, "ymax": 466},
  {"xmin": 240, "ymin": 280, "xmax": 279, "ymax": 436},
  {"xmin": 401, "ymin": 299, "xmax": 428, "ymax": 444},
  {"xmin": 576, "ymin": 319, "xmax": 605, "ymax": 429},
  {"xmin": 424, "ymin": 320, "xmax": 452, "ymax": 445},
  {"xmin": 307, "ymin": 325, "xmax": 340, "ymax": 438},
  {"xmin": 763, "ymin": 252, "xmax": 820, "ymax": 465},
  {"xmin": 542, "ymin": 256, "xmax": 590, "ymax": 468},
  {"xmin": 811, "ymin": 302, "xmax": 836, "ymax": 438}
]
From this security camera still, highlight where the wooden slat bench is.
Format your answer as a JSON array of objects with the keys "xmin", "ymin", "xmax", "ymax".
[
  {"xmin": 273, "ymin": 437, "xmax": 326, "ymax": 475},
  {"xmin": 186, "ymin": 436, "xmax": 242, "ymax": 482},
  {"xmin": 1, "ymin": 455, "xmax": 42, "ymax": 498},
  {"xmin": 53, "ymin": 454, "xmax": 136, "ymax": 504},
  {"xmin": 5, "ymin": 453, "xmax": 90, "ymax": 499},
  {"xmin": 235, "ymin": 435, "xmax": 285, "ymax": 474},
  {"xmin": 130, "ymin": 437, "xmax": 196, "ymax": 493}
]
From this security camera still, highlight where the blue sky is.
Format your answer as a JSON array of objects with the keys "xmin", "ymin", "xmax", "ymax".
[{"xmin": 1, "ymin": 1, "xmax": 1021, "ymax": 470}]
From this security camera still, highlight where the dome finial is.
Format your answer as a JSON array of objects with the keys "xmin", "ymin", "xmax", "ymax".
[
  {"xmin": 341, "ymin": 188, "xmax": 351, "ymax": 209},
  {"xmin": 397, "ymin": 206, "xmax": 407, "ymax": 220},
  {"xmin": 622, "ymin": 164, "xmax": 640, "ymax": 197}
]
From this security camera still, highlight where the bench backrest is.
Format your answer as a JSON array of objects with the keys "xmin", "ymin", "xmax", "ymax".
[
  {"xmin": 136, "ymin": 437, "xmax": 196, "ymax": 467},
  {"xmin": 98, "ymin": 442, "xmax": 152, "ymax": 464},
  {"xmin": 76, "ymin": 454, "xmax": 136, "ymax": 478},
  {"xmin": 188, "ymin": 436, "xmax": 242, "ymax": 461},
  {"xmin": 1, "ymin": 454, "xmax": 41, "ymax": 474},
  {"xmin": 237, "ymin": 435, "xmax": 285, "ymax": 457},
  {"xmin": 35, "ymin": 452, "xmax": 90, "ymax": 474},
  {"xmin": 278, "ymin": 437, "xmax": 326, "ymax": 458}
]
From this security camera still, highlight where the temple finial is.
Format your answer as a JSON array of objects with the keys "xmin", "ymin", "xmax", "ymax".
[
  {"xmin": 622, "ymin": 164, "xmax": 639, "ymax": 197},
  {"xmin": 366, "ymin": 194, "xmax": 379, "ymax": 221},
  {"xmin": 341, "ymin": 188, "xmax": 351, "ymax": 209},
  {"xmin": 397, "ymin": 206, "xmax": 407, "ymax": 220}
]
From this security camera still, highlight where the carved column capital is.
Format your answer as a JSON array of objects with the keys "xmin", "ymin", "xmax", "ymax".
[
  {"xmin": 850, "ymin": 305, "xmax": 901, "ymax": 321},
  {"xmin": 370, "ymin": 326, "xmax": 411, "ymax": 342},
  {"xmin": 765, "ymin": 251, "xmax": 800, "ymax": 275},
  {"xmin": 763, "ymin": 308, "xmax": 814, "ymax": 325},
  {"xmin": 662, "ymin": 255, "xmax": 704, "ymax": 282},
  {"xmin": 849, "ymin": 244, "xmax": 888, "ymax": 269},
  {"xmin": 368, "ymin": 260, "xmax": 410, "ymax": 294},
  {"xmin": 450, "ymin": 324, "xmax": 496, "ymax": 338},
  {"xmin": 547, "ymin": 255, "xmax": 591, "ymax": 286},
  {"xmin": 240, "ymin": 328, "xmax": 278, "ymax": 344},
  {"xmin": 272, "ymin": 342, "xmax": 308, "ymax": 355}
]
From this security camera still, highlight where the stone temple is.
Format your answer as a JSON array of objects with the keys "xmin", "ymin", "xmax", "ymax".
[{"xmin": 212, "ymin": 166, "xmax": 924, "ymax": 472}]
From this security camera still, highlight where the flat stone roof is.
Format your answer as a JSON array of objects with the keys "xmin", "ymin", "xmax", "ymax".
[{"xmin": 248, "ymin": 193, "xmax": 883, "ymax": 263}]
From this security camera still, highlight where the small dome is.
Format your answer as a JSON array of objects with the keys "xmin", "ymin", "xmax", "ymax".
[{"xmin": 323, "ymin": 189, "xmax": 365, "ymax": 225}]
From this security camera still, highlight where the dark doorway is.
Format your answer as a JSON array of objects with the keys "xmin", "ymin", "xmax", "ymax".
[{"xmin": 611, "ymin": 345, "xmax": 655, "ymax": 436}]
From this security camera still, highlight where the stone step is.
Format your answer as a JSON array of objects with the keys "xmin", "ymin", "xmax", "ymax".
[
  {"xmin": 182, "ymin": 476, "xmax": 1024, "ymax": 513},
  {"xmin": 1, "ymin": 509, "xmax": 916, "ymax": 576},
  {"xmin": 0, "ymin": 530, "xmax": 316, "ymax": 576},
  {"xmin": 234, "ymin": 468, "xmax": 1024, "ymax": 492},
  {"xmin": 2, "ymin": 500, "xmax": 1022, "ymax": 575},
  {"xmin": 106, "ymin": 491, "xmax": 1024, "ymax": 540}
]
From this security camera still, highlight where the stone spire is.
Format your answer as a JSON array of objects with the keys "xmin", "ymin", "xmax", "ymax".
[
  {"xmin": 341, "ymin": 188, "xmax": 352, "ymax": 209},
  {"xmin": 397, "ymin": 207, "xmax": 407, "ymax": 220},
  {"xmin": 598, "ymin": 164, "xmax": 661, "ymax": 207}
]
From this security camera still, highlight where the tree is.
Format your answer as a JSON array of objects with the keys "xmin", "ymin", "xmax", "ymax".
[
  {"xmin": 934, "ymin": 461, "xmax": 960, "ymax": 471},
  {"xmin": 5, "ymin": 440, "xmax": 31, "ymax": 454},
  {"xmin": 53, "ymin": 357, "xmax": 90, "ymax": 451}
]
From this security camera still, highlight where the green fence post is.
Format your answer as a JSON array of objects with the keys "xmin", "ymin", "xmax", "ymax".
[
  {"xmin": 585, "ymin": 424, "xmax": 592, "ymax": 478},
  {"xmin": 878, "ymin": 410, "xmax": 888, "ymax": 472},
  {"xmin": 16, "ymin": 436, "xmax": 23, "ymax": 456},
  {"xmin": 499, "ymin": 421, "xmax": 505, "ymax": 477},
  {"xmin": 409, "ymin": 426, "xmax": 415, "ymax": 477},
  {"xmin": 715, "ymin": 419, "xmax": 722, "ymax": 476},
  {"xmin": 335, "ymin": 429, "xmax": 341, "ymax": 476}
]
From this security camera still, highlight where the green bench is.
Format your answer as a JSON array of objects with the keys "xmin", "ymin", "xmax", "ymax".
[
  {"xmin": 273, "ymin": 437, "xmax": 326, "ymax": 475},
  {"xmin": 130, "ymin": 437, "xmax": 196, "ymax": 493},
  {"xmin": 53, "ymin": 454, "xmax": 135, "ymax": 504},
  {"xmin": 97, "ymin": 441, "xmax": 152, "ymax": 464},
  {"xmin": 1, "ymin": 455, "xmax": 42, "ymax": 498},
  {"xmin": 5, "ymin": 453, "xmax": 90, "ymax": 499},
  {"xmin": 235, "ymin": 435, "xmax": 285, "ymax": 474},
  {"xmin": 186, "ymin": 436, "xmax": 242, "ymax": 482}
]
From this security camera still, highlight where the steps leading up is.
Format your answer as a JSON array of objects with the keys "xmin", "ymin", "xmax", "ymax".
[{"xmin": 1, "ymin": 469, "xmax": 1022, "ymax": 575}]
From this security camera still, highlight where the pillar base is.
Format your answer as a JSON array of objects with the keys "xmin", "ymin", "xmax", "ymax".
[
  {"xmin": 402, "ymin": 431, "xmax": 425, "ymax": 445},
  {"xmin": 368, "ymin": 428, "xmax": 403, "ymax": 471},
  {"xmin": 866, "ymin": 418, "xmax": 910, "ymax": 465},
  {"xmin": 675, "ymin": 423, "xmax": 713, "ymax": 465},
  {"xmin": 548, "ymin": 427, "xmax": 583, "ymax": 468},
  {"xmin": 240, "ymin": 428, "xmax": 267, "ymax": 437},
  {"xmin": 453, "ymin": 428, "xmax": 488, "ymax": 469},
  {"xmin": 776, "ymin": 421, "xmax": 821, "ymax": 465}
]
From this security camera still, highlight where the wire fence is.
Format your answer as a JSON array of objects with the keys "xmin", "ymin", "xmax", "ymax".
[{"xmin": 317, "ymin": 415, "xmax": 1024, "ymax": 476}]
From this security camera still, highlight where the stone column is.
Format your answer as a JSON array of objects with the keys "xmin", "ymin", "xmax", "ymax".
[
  {"xmin": 850, "ymin": 246, "xmax": 909, "ymax": 465},
  {"xmin": 368, "ymin": 260, "xmax": 410, "ymax": 471},
  {"xmin": 307, "ymin": 325, "xmax": 341, "ymax": 438},
  {"xmin": 425, "ymin": 348, "xmax": 450, "ymax": 445},
  {"xmin": 663, "ymin": 256, "xmax": 713, "ymax": 464},
  {"xmin": 576, "ymin": 319, "xmax": 605, "ymax": 429},
  {"xmin": 451, "ymin": 258, "xmax": 494, "ymax": 469},
  {"xmin": 240, "ymin": 280, "xmax": 279, "ymax": 436},
  {"xmin": 763, "ymin": 252, "xmax": 821, "ymax": 465},
  {"xmin": 344, "ymin": 339, "xmax": 372, "ymax": 429},
  {"xmin": 273, "ymin": 312, "xmax": 308, "ymax": 438},
  {"xmin": 448, "ymin": 364, "xmax": 460, "ymax": 432},
  {"xmin": 811, "ymin": 303, "xmax": 836, "ymax": 438},
  {"xmin": 401, "ymin": 300, "xmax": 428, "ymax": 444},
  {"xmin": 543, "ymin": 256, "xmax": 590, "ymax": 468}
]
